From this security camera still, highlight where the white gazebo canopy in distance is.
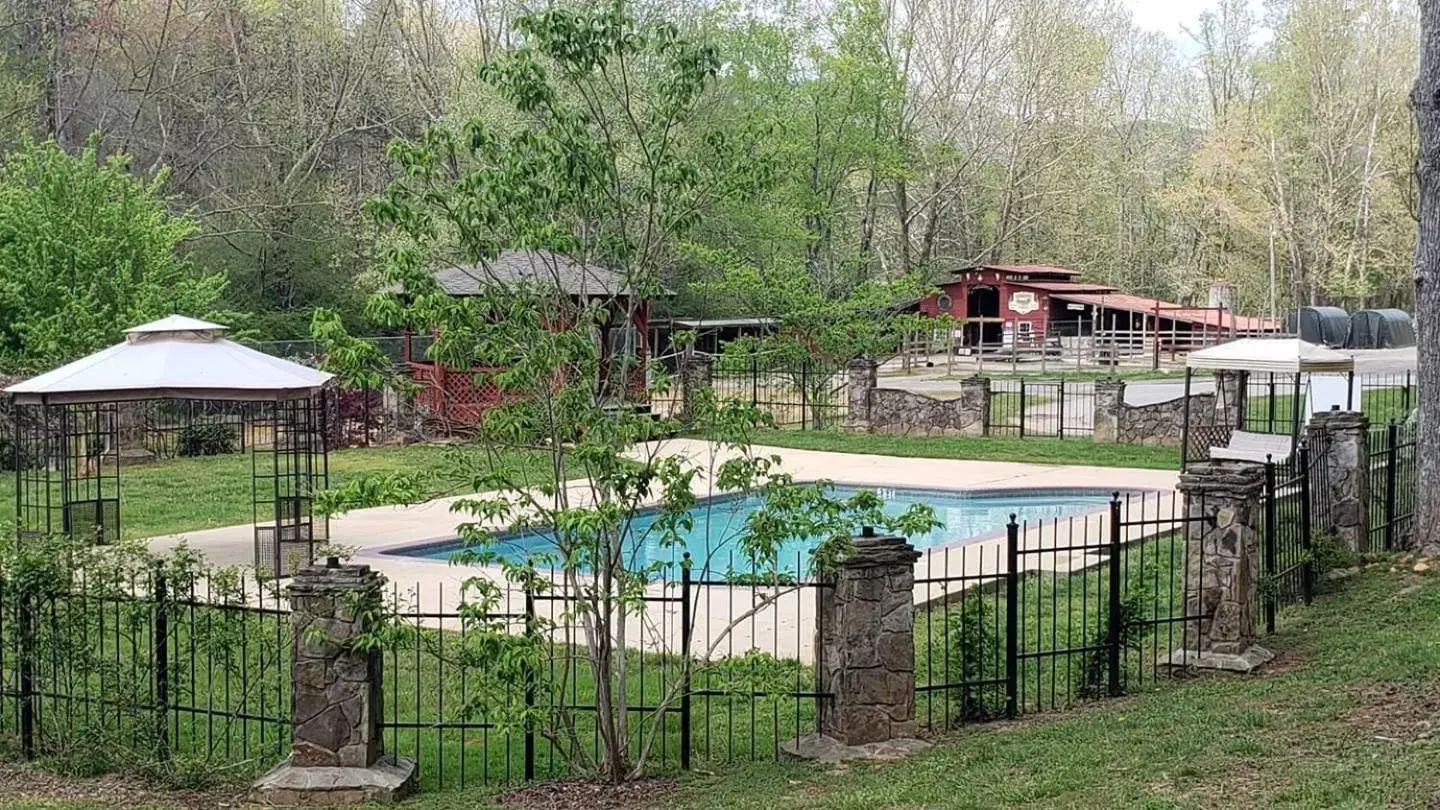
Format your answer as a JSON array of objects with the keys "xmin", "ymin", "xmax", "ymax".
[
  {"xmin": 5, "ymin": 315, "xmax": 333, "ymax": 405},
  {"xmin": 1186, "ymin": 337, "xmax": 1354, "ymax": 375}
]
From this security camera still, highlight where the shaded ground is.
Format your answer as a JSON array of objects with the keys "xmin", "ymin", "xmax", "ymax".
[{"xmin": 0, "ymin": 765, "xmax": 242, "ymax": 809}]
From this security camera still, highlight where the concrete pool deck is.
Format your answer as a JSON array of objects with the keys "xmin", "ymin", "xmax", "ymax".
[{"xmin": 147, "ymin": 439, "xmax": 1181, "ymax": 660}]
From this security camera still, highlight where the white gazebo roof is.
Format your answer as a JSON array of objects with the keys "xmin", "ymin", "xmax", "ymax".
[
  {"xmin": 5, "ymin": 315, "xmax": 333, "ymax": 404},
  {"xmin": 1186, "ymin": 337, "xmax": 1354, "ymax": 374}
]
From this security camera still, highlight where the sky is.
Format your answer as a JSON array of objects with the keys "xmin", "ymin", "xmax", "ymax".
[
  {"xmin": 1125, "ymin": 0, "xmax": 1231, "ymax": 40},
  {"xmin": 1124, "ymin": 0, "xmax": 1219, "ymax": 36}
]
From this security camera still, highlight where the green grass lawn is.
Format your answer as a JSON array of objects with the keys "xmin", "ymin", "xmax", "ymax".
[
  {"xmin": 1245, "ymin": 386, "xmax": 1415, "ymax": 436},
  {"xmin": 0, "ymin": 444, "xmax": 553, "ymax": 540},
  {"xmin": 748, "ymin": 429, "xmax": 1180, "ymax": 470},
  {"xmin": 987, "ymin": 391, "xmax": 1054, "ymax": 427},
  {"xmin": 659, "ymin": 565, "xmax": 1440, "ymax": 810}
]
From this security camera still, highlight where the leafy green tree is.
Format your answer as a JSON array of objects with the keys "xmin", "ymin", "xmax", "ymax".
[
  {"xmin": 693, "ymin": 246, "xmax": 933, "ymax": 426},
  {"xmin": 316, "ymin": 2, "xmax": 938, "ymax": 783},
  {"xmin": 0, "ymin": 136, "xmax": 227, "ymax": 370}
]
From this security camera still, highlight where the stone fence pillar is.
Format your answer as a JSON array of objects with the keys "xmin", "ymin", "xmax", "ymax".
[
  {"xmin": 961, "ymin": 376, "xmax": 991, "ymax": 437},
  {"xmin": 251, "ymin": 561, "xmax": 416, "ymax": 805},
  {"xmin": 785, "ymin": 532, "xmax": 928, "ymax": 762},
  {"xmin": 679, "ymin": 353, "xmax": 714, "ymax": 423},
  {"xmin": 1093, "ymin": 378, "xmax": 1126, "ymax": 443},
  {"xmin": 1163, "ymin": 463, "xmax": 1273, "ymax": 673},
  {"xmin": 1214, "ymin": 370, "xmax": 1248, "ymax": 429},
  {"xmin": 1307, "ymin": 409, "xmax": 1370, "ymax": 552},
  {"xmin": 845, "ymin": 358, "xmax": 878, "ymax": 432}
]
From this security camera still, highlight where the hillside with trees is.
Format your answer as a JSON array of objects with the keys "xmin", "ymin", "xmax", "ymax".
[{"xmin": 0, "ymin": 0, "xmax": 1420, "ymax": 338}]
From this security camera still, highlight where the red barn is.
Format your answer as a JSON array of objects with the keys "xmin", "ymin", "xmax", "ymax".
[
  {"xmin": 916, "ymin": 264, "xmax": 1278, "ymax": 351},
  {"xmin": 404, "ymin": 250, "xmax": 650, "ymax": 426}
]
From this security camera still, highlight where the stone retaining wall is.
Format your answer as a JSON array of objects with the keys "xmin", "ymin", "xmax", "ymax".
[
  {"xmin": 1117, "ymin": 393, "xmax": 1216, "ymax": 447},
  {"xmin": 1095, "ymin": 376, "xmax": 1234, "ymax": 447},
  {"xmin": 845, "ymin": 359, "xmax": 988, "ymax": 437}
]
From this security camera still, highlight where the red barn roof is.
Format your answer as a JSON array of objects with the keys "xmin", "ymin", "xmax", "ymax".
[
  {"xmin": 1049, "ymin": 292, "xmax": 1279, "ymax": 331},
  {"xmin": 1008, "ymin": 280, "xmax": 1118, "ymax": 294}
]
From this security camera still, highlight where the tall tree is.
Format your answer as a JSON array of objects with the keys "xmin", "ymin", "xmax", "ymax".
[
  {"xmin": 1412, "ymin": 0, "xmax": 1440, "ymax": 555},
  {"xmin": 0, "ymin": 136, "xmax": 227, "ymax": 370}
]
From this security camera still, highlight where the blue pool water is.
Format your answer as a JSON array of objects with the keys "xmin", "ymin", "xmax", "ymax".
[{"xmin": 384, "ymin": 486, "xmax": 1120, "ymax": 577}]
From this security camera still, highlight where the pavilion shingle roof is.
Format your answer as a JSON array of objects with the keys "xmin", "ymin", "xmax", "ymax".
[{"xmin": 433, "ymin": 250, "xmax": 632, "ymax": 297}]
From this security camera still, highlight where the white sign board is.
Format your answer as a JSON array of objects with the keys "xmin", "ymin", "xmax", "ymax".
[{"xmin": 1009, "ymin": 291, "xmax": 1040, "ymax": 314}]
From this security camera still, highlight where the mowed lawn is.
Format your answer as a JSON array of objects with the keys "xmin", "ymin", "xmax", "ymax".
[
  {"xmin": 749, "ymin": 429, "xmax": 1181, "ymax": 470},
  {"xmin": 6, "ymin": 565, "xmax": 1440, "ymax": 808},
  {"xmin": 0, "ymin": 444, "xmax": 555, "ymax": 540}
]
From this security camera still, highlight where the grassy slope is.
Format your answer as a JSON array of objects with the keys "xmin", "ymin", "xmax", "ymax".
[
  {"xmin": 750, "ymin": 429, "xmax": 1180, "ymax": 470},
  {"xmin": 662, "ymin": 567, "xmax": 1440, "ymax": 810},
  {"xmin": 0, "ymin": 444, "xmax": 553, "ymax": 540}
]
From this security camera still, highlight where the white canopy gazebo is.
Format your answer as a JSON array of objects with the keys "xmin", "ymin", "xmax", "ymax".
[
  {"xmin": 1180, "ymin": 337, "xmax": 1356, "ymax": 467},
  {"xmin": 1185, "ymin": 338, "xmax": 1354, "ymax": 375},
  {"xmin": 5, "ymin": 316, "xmax": 334, "ymax": 576}
]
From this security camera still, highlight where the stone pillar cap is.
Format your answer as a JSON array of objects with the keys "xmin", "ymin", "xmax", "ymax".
[
  {"xmin": 841, "ymin": 534, "xmax": 921, "ymax": 566},
  {"xmin": 1308, "ymin": 409, "xmax": 1368, "ymax": 429},
  {"xmin": 287, "ymin": 563, "xmax": 383, "ymax": 595},
  {"xmin": 1177, "ymin": 462, "xmax": 1266, "ymax": 494}
]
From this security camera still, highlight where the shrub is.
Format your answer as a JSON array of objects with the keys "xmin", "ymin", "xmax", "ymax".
[
  {"xmin": 945, "ymin": 589, "xmax": 1005, "ymax": 723},
  {"xmin": 177, "ymin": 421, "xmax": 237, "ymax": 456}
]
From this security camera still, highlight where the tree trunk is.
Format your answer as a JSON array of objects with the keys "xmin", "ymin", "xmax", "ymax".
[{"xmin": 1412, "ymin": 0, "xmax": 1440, "ymax": 555}]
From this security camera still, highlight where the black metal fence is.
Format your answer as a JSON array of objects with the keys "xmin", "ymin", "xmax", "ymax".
[
  {"xmin": 0, "ymin": 452, "xmax": 1419, "ymax": 791},
  {"xmin": 984, "ymin": 378, "xmax": 1095, "ymax": 439},
  {"xmin": 1260, "ymin": 447, "xmax": 1321, "ymax": 628},
  {"xmin": 1367, "ymin": 421, "xmax": 1417, "ymax": 552},
  {"xmin": 0, "ymin": 570, "xmax": 292, "ymax": 771},
  {"xmin": 914, "ymin": 492, "xmax": 1203, "ymax": 727},
  {"xmin": 710, "ymin": 356, "xmax": 848, "ymax": 430},
  {"xmin": 1242, "ymin": 371, "xmax": 1414, "ymax": 439}
]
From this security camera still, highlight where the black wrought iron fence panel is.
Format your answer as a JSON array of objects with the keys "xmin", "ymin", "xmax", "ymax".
[
  {"xmin": 0, "ymin": 570, "xmax": 291, "ymax": 772},
  {"xmin": 378, "ymin": 552, "xmax": 830, "ymax": 791},
  {"xmin": 985, "ymin": 379, "xmax": 1094, "ymax": 439},
  {"xmin": 1260, "ymin": 448, "xmax": 1317, "ymax": 629},
  {"xmin": 1242, "ymin": 371, "xmax": 1415, "ymax": 439},
  {"xmin": 709, "ymin": 357, "xmax": 847, "ymax": 430},
  {"xmin": 1368, "ymin": 421, "xmax": 1417, "ymax": 552},
  {"xmin": 915, "ymin": 492, "xmax": 1202, "ymax": 729}
]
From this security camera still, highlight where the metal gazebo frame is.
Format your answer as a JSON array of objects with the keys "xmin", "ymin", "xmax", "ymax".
[
  {"xmin": 6, "ymin": 316, "xmax": 334, "ymax": 577},
  {"xmin": 1179, "ymin": 337, "xmax": 1355, "ymax": 468}
]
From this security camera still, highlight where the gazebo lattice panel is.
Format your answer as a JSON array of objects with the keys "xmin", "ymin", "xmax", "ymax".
[
  {"xmin": 15, "ymin": 402, "xmax": 121, "ymax": 545},
  {"xmin": 252, "ymin": 396, "xmax": 329, "ymax": 579}
]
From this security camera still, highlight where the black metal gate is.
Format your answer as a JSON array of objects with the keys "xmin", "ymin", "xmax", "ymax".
[{"xmin": 985, "ymin": 379, "xmax": 1094, "ymax": 439}]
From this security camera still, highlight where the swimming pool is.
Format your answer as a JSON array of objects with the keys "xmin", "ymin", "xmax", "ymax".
[{"xmin": 381, "ymin": 485, "xmax": 1121, "ymax": 577}]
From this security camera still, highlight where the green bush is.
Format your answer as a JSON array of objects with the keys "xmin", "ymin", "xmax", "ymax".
[
  {"xmin": 177, "ymin": 421, "xmax": 237, "ymax": 456},
  {"xmin": 945, "ymin": 589, "xmax": 1005, "ymax": 723}
]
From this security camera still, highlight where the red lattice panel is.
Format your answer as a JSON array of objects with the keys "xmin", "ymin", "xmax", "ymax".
[{"xmin": 410, "ymin": 362, "xmax": 512, "ymax": 428}]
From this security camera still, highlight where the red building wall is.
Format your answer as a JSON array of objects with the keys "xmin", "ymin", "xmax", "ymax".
[
  {"xmin": 918, "ymin": 269, "xmax": 1053, "ymax": 345},
  {"xmin": 408, "ymin": 297, "xmax": 651, "ymax": 428}
]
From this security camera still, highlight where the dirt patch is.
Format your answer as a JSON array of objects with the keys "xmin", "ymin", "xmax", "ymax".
[
  {"xmin": 1346, "ymin": 680, "xmax": 1440, "ymax": 743},
  {"xmin": 1149, "ymin": 762, "xmax": 1280, "ymax": 807},
  {"xmin": 1258, "ymin": 646, "xmax": 1307, "ymax": 678},
  {"xmin": 498, "ymin": 777, "xmax": 678, "ymax": 810},
  {"xmin": 0, "ymin": 764, "xmax": 243, "ymax": 808}
]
